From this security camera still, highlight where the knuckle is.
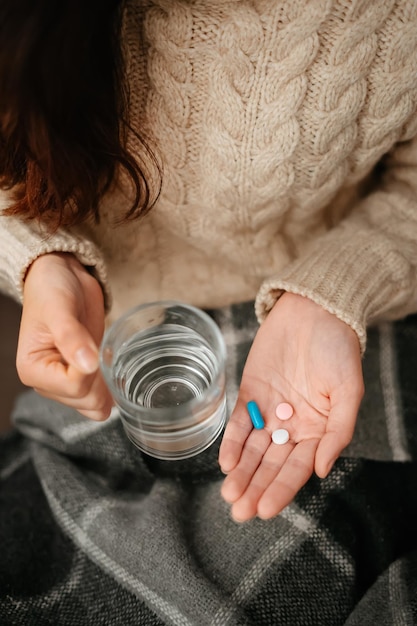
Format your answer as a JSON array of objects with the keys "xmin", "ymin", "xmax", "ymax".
[
  {"xmin": 54, "ymin": 324, "xmax": 77, "ymax": 347},
  {"xmin": 92, "ymin": 397, "xmax": 111, "ymax": 416},
  {"xmin": 78, "ymin": 390, "xmax": 110, "ymax": 415},
  {"xmin": 68, "ymin": 376, "xmax": 92, "ymax": 398},
  {"xmin": 81, "ymin": 406, "xmax": 111, "ymax": 421},
  {"xmin": 15, "ymin": 356, "xmax": 33, "ymax": 386},
  {"xmin": 285, "ymin": 455, "xmax": 309, "ymax": 473}
]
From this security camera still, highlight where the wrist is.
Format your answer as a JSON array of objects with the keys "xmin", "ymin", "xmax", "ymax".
[{"xmin": 23, "ymin": 252, "xmax": 93, "ymax": 298}]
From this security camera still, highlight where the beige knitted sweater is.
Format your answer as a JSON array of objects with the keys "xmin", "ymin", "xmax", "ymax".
[{"xmin": 1, "ymin": 0, "xmax": 417, "ymax": 352}]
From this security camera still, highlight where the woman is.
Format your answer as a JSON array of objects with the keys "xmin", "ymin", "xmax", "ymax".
[{"xmin": 1, "ymin": 0, "xmax": 416, "ymax": 523}]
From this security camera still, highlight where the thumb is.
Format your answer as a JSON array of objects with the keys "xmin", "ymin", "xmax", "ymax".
[
  {"xmin": 51, "ymin": 316, "xmax": 100, "ymax": 375},
  {"xmin": 314, "ymin": 402, "xmax": 357, "ymax": 478}
]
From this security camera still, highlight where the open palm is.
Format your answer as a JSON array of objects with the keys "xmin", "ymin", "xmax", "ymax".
[{"xmin": 218, "ymin": 293, "xmax": 364, "ymax": 521}]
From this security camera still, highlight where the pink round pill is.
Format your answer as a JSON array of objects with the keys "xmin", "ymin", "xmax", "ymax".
[{"xmin": 275, "ymin": 402, "xmax": 294, "ymax": 421}]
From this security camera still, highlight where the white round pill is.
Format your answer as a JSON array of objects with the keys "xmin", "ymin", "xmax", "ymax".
[{"xmin": 272, "ymin": 429, "xmax": 290, "ymax": 445}]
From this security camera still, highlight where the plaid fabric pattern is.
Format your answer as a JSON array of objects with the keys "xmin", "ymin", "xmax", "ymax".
[{"xmin": 1, "ymin": 302, "xmax": 417, "ymax": 625}]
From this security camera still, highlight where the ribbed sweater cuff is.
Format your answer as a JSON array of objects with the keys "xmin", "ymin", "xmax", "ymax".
[
  {"xmin": 0, "ymin": 217, "xmax": 110, "ymax": 308},
  {"xmin": 255, "ymin": 225, "xmax": 415, "ymax": 356}
]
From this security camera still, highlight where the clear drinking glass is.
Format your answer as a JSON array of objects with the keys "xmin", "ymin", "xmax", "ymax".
[{"xmin": 100, "ymin": 301, "xmax": 227, "ymax": 460}]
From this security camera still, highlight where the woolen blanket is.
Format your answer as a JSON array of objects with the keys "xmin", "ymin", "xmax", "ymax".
[{"xmin": 1, "ymin": 302, "xmax": 417, "ymax": 625}]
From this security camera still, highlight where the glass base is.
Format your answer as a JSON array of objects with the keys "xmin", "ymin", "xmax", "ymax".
[{"xmin": 121, "ymin": 398, "xmax": 227, "ymax": 460}]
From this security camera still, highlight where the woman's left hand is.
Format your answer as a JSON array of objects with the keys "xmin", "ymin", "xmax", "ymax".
[{"xmin": 218, "ymin": 292, "xmax": 364, "ymax": 522}]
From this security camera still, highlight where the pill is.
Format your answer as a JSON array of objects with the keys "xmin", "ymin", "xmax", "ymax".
[
  {"xmin": 272, "ymin": 429, "xmax": 290, "ymax": 445},
  {"xmin": 246, "ymin": 400, "xmax": 265, "ymax": 429},
  {"xmin": 275, "ymin": 402, "xmax": 294, "ymax": 421}
]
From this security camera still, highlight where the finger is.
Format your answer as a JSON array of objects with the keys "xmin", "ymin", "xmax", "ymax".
[
  {"xmin": 33, "ymin": 387, "xmax": 113, "ymax": 420},
  {"xmin": 34, "ymin": 378, "xmax": 114, "ymax": 421},
  {"xmin": 34, "ymin": 370, "xmax": 113, "ymax": 421},
  {"xmin": 221, "ymin": 428, "xmax": 271, "ymax": 503},
  {"xmin": 219, "ymin": 398, "xmax": 254, "ymax": 473},
  {"xmin": 230, "ymin": 441, "xmax": 294, "ymax": 522},
  {"xmin": 51, "ymin": 315, "xmax": 100, "ymax": 374},
  {"xmin": 23, "ymin": 360, "xmax": 99, "ymax": 399},
  {"xmin": 73, "ymin": 406, "xmax": 112, "ymax": 421},
  {"xmin": 18, "ymin": 318, "xmax": 101, "ymax": 393},
  {"xmin": 35, "ymin": 398, "xmax": 112, "ymax": 422},
  {"xmin": 257, "ymin": 438, "xmax": 319, "ymax": 520},
  {"xmin": 314, "ymin": 398, "xmax": 360, "ymax": 478}
]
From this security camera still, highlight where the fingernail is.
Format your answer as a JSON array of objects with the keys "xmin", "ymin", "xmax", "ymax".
[{"xmin": 74, "ymin": 347, "xmax": 98, "ymax": 373}]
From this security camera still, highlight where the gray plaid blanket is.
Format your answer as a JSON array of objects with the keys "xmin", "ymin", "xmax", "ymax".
[{"xmin": 1, "ymin": 302, "xmax": 417, "ymax": 625}]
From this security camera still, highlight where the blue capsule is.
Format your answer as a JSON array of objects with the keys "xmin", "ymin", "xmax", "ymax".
[{"xmin": 246, "ymin": 400, "xmax": 265, "ymax": 429}]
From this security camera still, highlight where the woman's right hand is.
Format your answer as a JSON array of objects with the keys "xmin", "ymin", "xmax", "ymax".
[{"xmin": 17, "ymin": 252, "xmax": 113, "ymax": 420}]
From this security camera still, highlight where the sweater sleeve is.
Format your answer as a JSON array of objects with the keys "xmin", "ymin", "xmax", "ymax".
[
  {"xmin": 255, "ymin": 134, "xmax": 417, "ymax": 354},
  {"xmin": 0, "ymin": 193, "xmax": 110, "ymax": 306}
]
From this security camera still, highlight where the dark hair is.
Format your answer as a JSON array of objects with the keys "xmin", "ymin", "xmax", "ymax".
[{"xmin": 0, "ymin": 0, "xmax": 160, "ymax": 230}]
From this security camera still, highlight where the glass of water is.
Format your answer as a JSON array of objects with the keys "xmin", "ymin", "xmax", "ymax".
[{"xmin": 100, "ymin": 301, "xmax": 227, "ymax": 460}]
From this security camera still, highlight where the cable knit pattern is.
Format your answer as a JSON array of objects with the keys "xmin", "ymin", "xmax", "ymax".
[{"xmin": 1, "ymin": 0, "xmax": 417, "ymax": 346}]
